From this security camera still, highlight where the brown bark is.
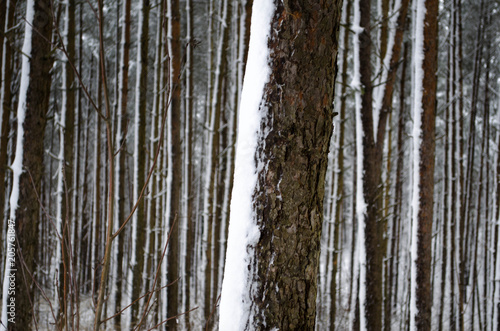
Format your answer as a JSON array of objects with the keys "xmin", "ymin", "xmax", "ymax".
[
  {"xmin": 167, "ymin": 0, "xmax": 182, "ymax": 325},
  {"xmin": 248, "ymin": 0, "xmax": 342, "ymax": 328},
  {"xmin": 414, "ymin": 0, "xmax": 438, "ymax": 329},
  {"xmin": 9, "ymin": 0, "xmax": 54, "ymax": 328},
  {"xmin": 357, "ymin": 0, "xmax": 385, "ymax": 328},
  {"xmin": 357, "ymin": 0, "xmax": 409, "ymax": 326},
  {"xmin": 387, "ymin": 41, "xmax": 408, "ymax": 331}
]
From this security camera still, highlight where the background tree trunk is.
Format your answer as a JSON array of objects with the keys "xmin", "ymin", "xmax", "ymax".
[{"xmin": 410, "ymin": 0, "xmax": 438, "ymax": 329}]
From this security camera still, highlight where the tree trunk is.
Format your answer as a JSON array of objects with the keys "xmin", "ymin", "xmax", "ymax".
[
  {"xmin": 113, "ymin": 0, "xmax": 131, "ymax": 328},
  {"xmin": 131, "ymin": 0, "xmax": 150, "ymax": 324},
  {"xmin": 219, "ymin": 0, "xmax": 343, "ymax": 328},
  {"xmin": 0, "ymin": 0, "xmax": 16, "ymax": 263},
  {"xmin": 409, "ymin": 0, "xmax": 438, "ymax": 329},
  {"xmin": 167, "ymin": 0, "xmax": 182, "ymax": 325},
  {"xmin": 1, "ymin": 0, "xmax": 54, "ymax": 328},
  {"xmin": 330, "ymin": 1, "xmax": 351, "ymax": 327},
  {"xmin": 57, "ymin": 0, "xmax": 76, "ymax": 326}
]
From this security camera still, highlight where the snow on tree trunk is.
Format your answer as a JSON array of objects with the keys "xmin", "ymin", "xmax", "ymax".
[
  {"xmin": 1, "ymin": 0, "xmax": 53, "ymax": 328},
  {"xmin": 219, "ymin": 0, "xmax": 273, "ymax": 326},
  {"xmin": 220, "ymin": 0, "xmax": 342, "ymax": 328},
  {"xmin": 0, "ymin": 0, "xmax": 35, "ymax": 324}
]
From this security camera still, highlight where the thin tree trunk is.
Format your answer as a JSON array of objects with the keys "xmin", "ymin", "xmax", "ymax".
[
  {"xmin": 113, "ymin": 0, "xmax": 131, "ymax": 328},
  {"xmin": 330, "ymin": 1, "xmax": 351, "ymax": 327},
  {"xmin": 0, "ymin": 0, "xmax": 16, "ymax": 260},
  {"xmin": 131, "ymin": 0, "xmax": 150, "ymax": 324},
  {"xmin": 184, "ymin": 0, "xmax": 196, "ymax": 325},
  {"xmin": 56, "ymin": 0, "xmax": 76, "ymax": 326},
  {"xmin": 387, "ymin": 41, "xmax": 408, "ymax": 331},
  {"xmin": 438, "ymin": 26, "xmax": 452, "ymax": 330},
  {"xmin": 167, "ymin": 0, "xmax": 182, "ymax": 325}
]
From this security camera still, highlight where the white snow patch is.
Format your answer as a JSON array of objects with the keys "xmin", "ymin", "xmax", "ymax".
[{"xmin": 218, "ymin": 0, "xmax": 274, "ymax": 328}]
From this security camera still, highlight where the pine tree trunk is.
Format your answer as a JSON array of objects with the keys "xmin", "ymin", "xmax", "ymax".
[
  {"xmin": 220, "ymin": 0, "xmax": 343, "ymax": 328},
  {"xmin": 410, "ymin": 0, "xmax": 438, "ymax": 329},
  {"xmin": 330, "ymin": 2, "xmax": 351, "ymax": 327},
  {"xmin": 58, "ymin": 0, "xmax": 76, "ymax": 326},
  {"xmin": 131, "ymin": 0, "xmax": 150, "ymax": 324},
  {"xmin": 0, "ymin": 0, "xmax": 16, "ymax": 260},
  {"xmin": 113, "ymin": 0, "xmax": 131, "ymax": 328},
  {"xmin": 4, "ymin": 0, "xmax": 54, "ymax": 328},
  {"xmin": 167, "ymin": 0, "xmax": 182, "ymax": 325}
]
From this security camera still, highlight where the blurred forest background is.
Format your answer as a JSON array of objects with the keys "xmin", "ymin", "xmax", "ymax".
[{"xmin": 0, "ymin": 0, "xmax": 499, "ymax": 329}]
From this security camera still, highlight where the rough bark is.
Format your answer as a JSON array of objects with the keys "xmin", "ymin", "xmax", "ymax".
[
  {"xmin": 248, "ymin": 0, "xmax": 342, "ymax": 328},
  {"xmin": 414, "ymin": 0, "xmax": 438, "ymax": 328},
  {"xmin": 9, "ymin": 0, "xmax": 54, "ymax": 328}
]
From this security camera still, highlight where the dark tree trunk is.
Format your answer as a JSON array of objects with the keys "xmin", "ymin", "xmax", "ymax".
[
  {"xmin": 131, "ymin": 0, "xmax": 149, "ymax": 324},
  {"xmin": 413, "ymin": 0, "xmax": 438, "ymax": 329},
  {"xmin": 167, "ymin": 0, "xmax": 182, "ymax": 325},
  {"xmin": 387, "ymin": 42, "xmax": 408, "ymax": 331},
  {"xmin": 8, "ymin": 0, "xmax": 54, "ymax": 329},
  {"xmin": 357, "ymin": 0, "xmax": 384, "ymax": 327},
  {"xmin": 114, "ymin": 0, "xmax": 131, "ymax": 328},
  {"xmin": 243, "ymin": 0, "xmax": 343, "ymax": 328},
  {"xmin": 0, "ymin": 0, "xmax": 17, "ymax": 252}
]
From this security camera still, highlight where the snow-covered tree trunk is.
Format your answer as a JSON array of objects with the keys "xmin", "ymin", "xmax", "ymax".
[
  {"xmin": 219, "ymin": 0, "xmax": 342, "ymax": 328},
  {"xmin": 0, "ymin": 0, "xmax": 16, "ymax": 256},
  {"xmin": 1, "ymin": 0, "xmax": 53, "ymax": 328}
]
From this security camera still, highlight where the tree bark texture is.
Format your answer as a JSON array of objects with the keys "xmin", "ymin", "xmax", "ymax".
[
  {"xmin": 249, "ymin": 0, "xmax": 342, "ymax": 328},
  {"xmin": 414, "ymin": 0, "xmax": 438, "ymax": 329},
  {"xmin": 10, "ymin": 0, "xmax": 53, "ymax": 328}
]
